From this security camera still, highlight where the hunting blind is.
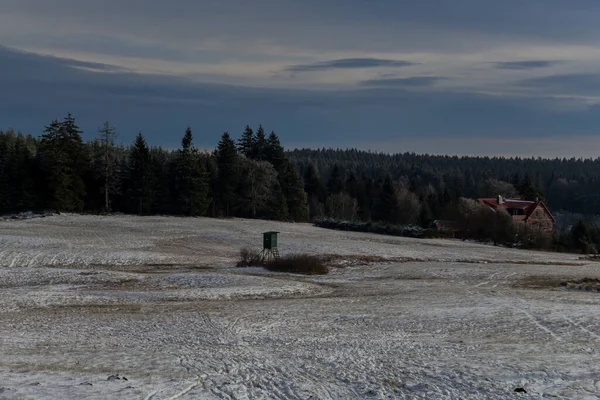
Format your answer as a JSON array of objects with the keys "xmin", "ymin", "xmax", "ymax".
[{"xmin": 260, "ymin": 231, "xmax": 280, "ymax": 261}]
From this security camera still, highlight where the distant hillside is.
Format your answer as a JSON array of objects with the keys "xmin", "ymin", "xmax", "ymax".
[{"xmin": 288, "ymin": 148, "xmax": 600, "ymax": 217}]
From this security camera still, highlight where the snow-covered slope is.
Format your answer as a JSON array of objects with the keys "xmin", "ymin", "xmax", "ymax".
[{"xmin": 0, "ymin": 215, "xmax": 599, "ymax": 399}]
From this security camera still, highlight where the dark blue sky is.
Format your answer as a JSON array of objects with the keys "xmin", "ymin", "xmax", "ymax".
[{"xmin": 1, "ymin": 0, "xmax": 600, "ymax": 156}]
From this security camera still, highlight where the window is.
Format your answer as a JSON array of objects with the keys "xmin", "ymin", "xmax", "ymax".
[{"xmin": 506, "ymin": 208, "xmax": 524, "ymax": 216}]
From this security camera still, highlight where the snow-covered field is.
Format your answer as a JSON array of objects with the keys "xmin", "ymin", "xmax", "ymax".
[{"xmin": 1, "ymin": 214, "xmax": 599, "ymax": 399}]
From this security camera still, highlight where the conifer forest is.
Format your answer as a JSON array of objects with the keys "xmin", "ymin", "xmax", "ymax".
[{"xmin": 2, "ymin": 113, "xmax": 600, "ymax": 230}]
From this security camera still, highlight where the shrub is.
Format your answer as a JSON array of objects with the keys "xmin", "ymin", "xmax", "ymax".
[
  {"xmin": 236, "ymin": 247, "xmax": 261, "ymax": 267},
  {"xmin": 264, "ymin": 254, "xmax": 329, "ymax": 275},
  {"xmin": 423, "ymin": 229, "xmax": 455, "ymax": 239},
  {"xmin": 313, "ymin": 218, "xmax": 426, "ymax": 238}
]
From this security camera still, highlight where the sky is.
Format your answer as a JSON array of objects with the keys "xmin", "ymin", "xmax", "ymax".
[{"xmin": 1, "ymin": 0, "xmax": 600, "ymax": 157}]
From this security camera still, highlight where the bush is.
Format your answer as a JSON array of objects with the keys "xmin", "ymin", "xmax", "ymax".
[
  {"xmin": 313, "ymin": 218, "xmax": 426, "ymax": 238},
  {"xmin": 236, "ymin": 247, "xmax": 261, "ymax": 267},
  {"xmin": 423, "ymin": 229, "xmax": 455, "ymax": 239},
  {"xmin": 264, "ymin": 254, "xmax": 329, "ymax": 275},
  {"xmin": 236, "ymin": 249, "xmax": 329, "ymax": 275}
]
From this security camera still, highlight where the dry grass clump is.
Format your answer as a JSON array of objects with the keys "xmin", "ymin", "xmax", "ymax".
[
  {"xmin": 236, "ymin": 248, "xmax": 328, "ymax": 275},
  {"xmin": 560, "ymin": 278, "xmax": 600, "ymax": 292},
  {"xmin": 236, "ymin": 248, "xmax": 261, "ymax": 267}
]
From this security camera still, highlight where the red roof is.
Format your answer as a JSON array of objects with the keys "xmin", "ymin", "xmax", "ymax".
[{"xmin": 478, "ymin": 197, "xmax": 556, "ymax": 223}]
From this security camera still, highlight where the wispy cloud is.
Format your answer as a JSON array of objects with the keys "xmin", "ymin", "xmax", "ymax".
[
  {"xmin": 493, "ymin": 60, "xmax": 566, "ymax": 70},
  {"xmin": 359, "ymin": 76, "xmax": 444, "ymax": 87},
  {"xmin": 285, "ymin": 58, "xmax": 416, "ymax": 72},
  {"xmin": 2, "ymin": 45, "xmax": 129, "ymax": 73},
  {"xmin": 517, "ymin": 73, "xmax": 600, "ymax": 96}
]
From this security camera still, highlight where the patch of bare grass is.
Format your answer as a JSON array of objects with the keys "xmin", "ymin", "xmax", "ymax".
[
  {"xmin": 561, "ymin": 278, "xmax": 600, "ymax": 292},
  {"xmin": 236, "ymin": 249, "xmax": 328, "ymax": 275},
  {"xmin": 265, "ymin": 254, "xmax": 329, "ymax": 275},
  {"xmin": 516, "ymin": 275, "xmax": 600, "ymax": 292}
]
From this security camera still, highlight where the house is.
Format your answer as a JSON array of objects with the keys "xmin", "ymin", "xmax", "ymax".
[{"xmin": 477, "ymin": 195, "xmax": 555, "ymax": 231}]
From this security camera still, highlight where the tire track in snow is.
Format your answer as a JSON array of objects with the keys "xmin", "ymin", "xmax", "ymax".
[
  {"xmin": 514, "ymin": 307, "xmax": 563, "ymax": 342},
  {"xmin": 463, "ymin": 269, "xmax": 566, "ymax": 342},
  {"xmin": 143, "ymin": 390, "xmax": 158, "ymax": 400},
  {"xmin": 563, "ymin": 317, "xmax": 600, "ymax": 341},
  {"xmin": 9, "ymin": 253, "xmax": 19, "ymax": 268},
  {"xmin": 165, "ymin": 378, "xmax": 202, "ymax": 399},
  {"xmin": 27, "ymin": 251, "xmax": 44, "ymax": 268}
]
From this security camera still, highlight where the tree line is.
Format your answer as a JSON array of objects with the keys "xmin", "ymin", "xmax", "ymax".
[
  {"xmin": 2, "ymin": 115, "xmax": 600, "ymax": 234},
  {"xmin": 0, "ymin": 114, "xmax": 306, "ymax": 220},
  {"xmin": 288, "ymin": 148, "xmax": 600, "ymax": 224}
]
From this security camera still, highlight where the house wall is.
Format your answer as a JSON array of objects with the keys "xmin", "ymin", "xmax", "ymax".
[{"xmin": 526, "ymin": 205, "xmax": 554, "ymax": 232}]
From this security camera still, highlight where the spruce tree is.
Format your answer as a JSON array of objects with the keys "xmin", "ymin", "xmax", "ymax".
[
  {"xmin": 304, "ymin": 163, "xmax": 326, "ymax": 203},
  {"xmin": 11, "ymin": 133, "xmax": 37, "ymax": 211},
  {"xmin": 519, "ymin": 173, "xmax": 543, "ymax": 201},
  {"xmin": 280, "ymin": 161, "xmax": 308, "ymax": 221},
  {"xmin": 237, "ymin": 125, "xmax": 255, "ymax": 158},
  {"xmin": 126, "ymin": 132, "xmax": 154, "ymax": 214},
  {"xmin": 265, "ymin": 130, "xmax": 286, "ymax": 171},
  {"xmin": 174, "ymin": 127, "xmax": 209, "ymax": 216},
  {"xmin": 327, "ymin": 164, "xmax": 344, "ymax": 195},
  {"xmin": 150, "ymin": 146, "xmax": 172, "ymax": 214},
  {"xmin": 373, "ymin": 175, "xmax": 400, "ymax": 223},
  {"xmin": 0, "ymin": 131, "xmax": 12, "ymax": 212},
  {"xmin": 253, "ymin": 124, "xmax": 267, "ymax": 161},
  {"xmin": 98, "ymin": 121, "xmax": 119, "ymax": 212},
  {"xmin": 40, "ymin": 114, "xmax": 87, "ymax": 212},
  {"xmin": 215, "ymin": 132, "xmax": 239, "ymax": 216}
]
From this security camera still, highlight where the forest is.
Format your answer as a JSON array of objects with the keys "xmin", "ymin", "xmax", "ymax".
[
  {"xmin": 1, "ymin": 114, "xmax": 600, "ymax": 252},
  {"xmin": 0, "ymin": 115, "xmax": 306, "ymax": 221}
]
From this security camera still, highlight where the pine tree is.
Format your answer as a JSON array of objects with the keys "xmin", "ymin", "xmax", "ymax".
[
  {"xmin": 126, "ymin": 132, "xmax": 154, "ymax": 214},
  {"xmin": 373, "ymin": 175, "xmax": 400, "ymax": 223},
  {"xmin": 280, "ymin": 161, "xmax": 308, "ymax": 221},
  {"xmin": 215, "ymin": 132, "xmax": 239, "ymax": 216},
  {"xmin": 98, "ymin": 121, "xmax": 119, "ymax": 212},
  {"xmin": 237, "ymin": 125, "xmax": 255, "ymax": 158},
  {"xmin": 150, "ymin": 146, "xmax": 172, "ymax": 214},
  {"xmin": 265, "ymin": 130, "xmax": 286, "ymax": 171},
  {"xmin": 11, "ymin": 133, "xmax": 37, "ymax": 211},
  {"xmin": 303, "ymin": 163, "xmax": 326, "ymax": 219},
  {"xmin": 345, "ymin": 172, "xmax": 359, "ymax": 198},
  {"xmin": 519, "ymin": 173, "xmax": 543, "ymax": 201},
  {"xmin": 327, "ymin": 164, "xmax": 344, "ymax": 195},
  {"xmin": 0, "ymin": 131, "xmax": 13, "ymax": 213},
  {"xmin": 266, "ymin": 180, "xmax": 289, "ymax": 220},
  {"xmin": 173, "ymin": 127, "xmax": 209, "ymax": 216},
  {"xmin": 304, "ymin": 163, "xmax": 326, "ymax": 202},
  {"xmin": 253, "ymin": 124, "xmax": 267, "ymax": 161},
  {"xmin": 40, "ymin": 114, "xmax": 87, "ymax": 212}
]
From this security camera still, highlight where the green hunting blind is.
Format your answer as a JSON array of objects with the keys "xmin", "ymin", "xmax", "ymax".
[
  {"xmin": 263, "ymin": 231, "xmax": 279, "ymax": 250},
  {"xmin": 260, "ymin": 231, "xmax": 280, "ymax": 261}
]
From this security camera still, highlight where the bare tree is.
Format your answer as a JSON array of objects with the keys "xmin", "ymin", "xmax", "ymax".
[
  {"xmin": 326, "ymin": 193, "xmax": 358, "ymax": 221},
  {"xmin": 478, "ymin": 178, "xmax": 519, "ymax": 199},
  {"xmin": 241, "ymin": 157, "xmax": 277, "ymax": 218},
  {"xmin": 98, "ymin": 121, "xmax": 118, "ymax": 212}
]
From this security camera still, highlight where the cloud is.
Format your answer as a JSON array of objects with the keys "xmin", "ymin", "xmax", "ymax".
[
  {"xmin": 517, "ymin": 73, "xmax": 600, "ymax": 96},
  {"xmin": 359, "ymin": 76, "xmax": 444, "ymax": 87},
  {"xmin": 493, "ymin": 60, "xmax": 566, "ymax": 70},
  {"xmin": 1, "ymin": 45, "xmax": 600, "ymax": 158},
  {"xmin": 285, "ymin": 58, "xmax": 416, "ymax": 72},
  {"xmin": 2, "ymin": 45, "xmax": 129, "ymax": 73}
]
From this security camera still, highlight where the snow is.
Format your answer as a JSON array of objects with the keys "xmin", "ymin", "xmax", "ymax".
[{"xmin": 1, "ymin": 214, "xmax": 600, "ymax": 399}]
